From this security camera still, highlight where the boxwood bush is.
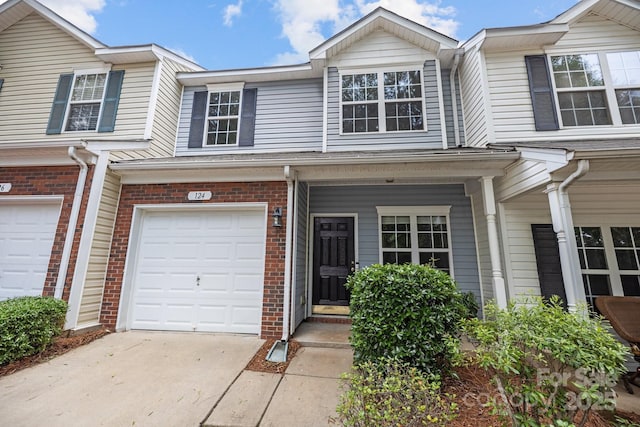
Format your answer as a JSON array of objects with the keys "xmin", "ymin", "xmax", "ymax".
[
  {"xmin": 0, "ymin": 296, "xmax": 68, "ymax": 365},
  {"xmin": 346, "ymin": 263, "xmax": 468, "ymax": 375}
]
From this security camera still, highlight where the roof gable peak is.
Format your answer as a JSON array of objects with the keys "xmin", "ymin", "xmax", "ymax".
[{"xmin": 309, "ymin": 7, "xmax": 458, "ymax": 61}]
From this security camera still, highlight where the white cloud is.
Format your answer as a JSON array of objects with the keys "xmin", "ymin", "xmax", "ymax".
[
  {"xmin": 223, "ymin": 0, "xmax": 243, "ymax": 27},
  {"xmin": 37, "ymin": 0, "xmax": 106, "ymax": 34},
  {"xmin": 270, "ymin": 0, "xmax": 458, "ymax": 65}
]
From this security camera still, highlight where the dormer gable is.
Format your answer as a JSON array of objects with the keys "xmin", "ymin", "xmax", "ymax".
[{"xmin": 309, "ymin": 7, "xmax": 459, "ymax": 68}]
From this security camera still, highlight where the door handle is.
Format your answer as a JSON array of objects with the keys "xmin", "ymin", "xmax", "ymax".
[{"xmin": 196, "ymin": 276, "xmax": 200, "ymax": 286}]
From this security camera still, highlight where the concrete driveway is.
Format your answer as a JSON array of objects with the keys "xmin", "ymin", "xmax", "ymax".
[{"xmin": 0, "ymin": 331, "xmax": 263, "ymax": 427}]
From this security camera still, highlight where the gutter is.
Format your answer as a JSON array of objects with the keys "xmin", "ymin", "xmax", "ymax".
[
  {"xmin": 281, "ymin": 166, "xmax": 296, "ymax": 342},
  {"xmin": 557, "ymin": 159, "xmax": 589, "ymax": 311},
  {"xmin": 109, "ymin": 150, "xmax": 520, "ymax": 171},
  {"xmin": 450, "ymin": 49, "xmax": 462, "ymax": 147},
  {"xmin": 54, "ymin": 147, "xmax": 88, "ymax": 299}
]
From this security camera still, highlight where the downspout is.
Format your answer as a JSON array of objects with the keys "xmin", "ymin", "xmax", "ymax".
[
  {"xmin": 54, "ymin": 146, "xmax": 88, "ymax": 299},
  {"xmin": 281, "ymin": 165, "xmax": 295, "ymax": 341},
  {"xmin": 450, "ymin": 50, "xmax": 462, "ymax": 147},
  {"xmin": 558, "ymin": 159, "xmax": 590, "ymax": 311}
]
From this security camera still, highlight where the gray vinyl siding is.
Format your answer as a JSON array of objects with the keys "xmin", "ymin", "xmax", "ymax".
[
  {"xmin": 308, "ymin": 184, "xmax": 480, "ymax": 295},
  {"xmin": 293, "ymin": 181, "xmax": 309, "ymax": 329},
  {"xmin": 441, "ymin": 68, "xmax": 465, "ymax": 148},
  {"xmin": 175, "ymin": 79, "xmax": 324, "ymax": 155},
  {"xmin": 326, "ymin": 61, "xmax": 445, "ymax": 151}
]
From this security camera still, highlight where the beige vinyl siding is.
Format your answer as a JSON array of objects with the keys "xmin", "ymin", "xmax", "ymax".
[
  {"xmin": 0, "ymin": 13, "xmax": 105, "ymax": 142},
  {"xmin": 328, "ymin": 29, "xmax": 437, "ymax": 68},
  {"xmin": 77, "ymin": 170, "xmax": 121, "ymax": 327},
  {"xmin": 500, "ymin": 192, "xmax": 550, "ymax": 298},
  {"xmin": 0, "ymin": 13, "xmax": 156, "ymax": 144},
  {"xmin": 459, "ymin": 48, "xmax": 489, "ymax": 147},
  {"xmin": 486, "ymin": 15, "xmax": 640, "ymax": 144},
  {"xmin": 548, "ymin": 14, "xmax": 640, "ymax": 53},
  {"xmin": 494, "ymin": 159, "xmax": 551, "ymax": 202},
  {"xmin": 150, "ymin": 58, "xmax": 192, "ymax": 156},
  {"xmin": 501, "ymin": 181, "xmax": 640, "ymax": 300}
]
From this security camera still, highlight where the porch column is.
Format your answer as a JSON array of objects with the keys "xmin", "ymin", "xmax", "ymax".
[
  {"xmin": 545, "ymin": 182, "xmax": 586, "ymax": 311},
  {"xmin": 480, "ymin": 176, "xmax": 508, "ymax": 308}
]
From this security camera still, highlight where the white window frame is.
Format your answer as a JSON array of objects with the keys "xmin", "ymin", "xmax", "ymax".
[
  {"xmin": 575, "ymin": 223, "xmax": 640, "ymax": 300},
  {"xmin": 376, "ymin": 206, "xmax": 453, "ymax": 277},
  {"xmin": 339, "ymin": 66, "xmax": 427, "ymax": 135},
  {"xmin": 203, "ymin": 82, "xmax": 245, "ymax": 146},
  {"xmin": 63, "ymin": 67, "xmax": 110, "ymax": 133},
  {"xmin": 548, "ymin": 50, "xmax": 640, "ymax": 128}
]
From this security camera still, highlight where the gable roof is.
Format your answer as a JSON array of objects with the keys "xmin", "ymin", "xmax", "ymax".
[
  {"xmin": 309, "ymin": 7, "xmax": 459, "ymax": 61},
  {"xmin": 550, "ymin": 0, "xmax": 640, "ymax": 31},
  {"xmin": 0, "ymin": 0, "xmax": 204, "ymax": 70},
  {"xmin": 0, "ymin": 0, "xmax": 105, "ymax": 49},
  {"xmin": 464, "ymin": 0, "xmax": 640, "ymax": 52}
]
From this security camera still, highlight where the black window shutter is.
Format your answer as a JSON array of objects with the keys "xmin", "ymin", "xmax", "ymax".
[
  {"xmin": 0, "ymin": 78, "xmax": 4, "ymax": 92},
  {"xmin": 531, "ymin": 224, "xmax": 567, "ymax": 307},
  {"xmin": 188, "ymin": 91, "xmax": 208, "ymax": 148},
  {"xmin": 525, "ymin": 56, "xmax": 559, "ymax": 131},
  {"xmin": 98, "ymin": 70, "xmax": 125, "ymax": 133},
  {"xmin": 46, "ymin": 73, "xmax": 74, "ymax": 135},
  {"xmin": 238, "ymin": 88, "xmax": 257, "ymax": 147}
]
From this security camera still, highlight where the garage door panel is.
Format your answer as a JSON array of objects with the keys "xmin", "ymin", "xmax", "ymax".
[
  {"xmin": 130, "ymin": 209, "xmax": 265, "ymax": 334},
  {"xmin": 0, "ymin": 202, "xmax": 60, "ymax": 300}
]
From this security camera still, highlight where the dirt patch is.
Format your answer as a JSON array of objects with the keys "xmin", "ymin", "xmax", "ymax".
[
  {"xmin": 244, "ymin": 339, "xmax": 301, "ymax": 374},
  {"xmin": 0, "ymin": 328, "xmax": 110, "ymax": 377}
]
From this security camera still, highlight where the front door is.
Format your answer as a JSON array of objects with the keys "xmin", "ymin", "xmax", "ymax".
[{"xmin": 312, "ymin": 217, "xmax": 355, "ymax": 315}]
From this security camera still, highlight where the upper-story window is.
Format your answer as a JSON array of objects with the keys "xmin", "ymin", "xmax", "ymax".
[
  {"xmin": 341, "ymin": 69, "xmax": 425, "ymax": 134},
  {"xmin": 206, "ymin": 90, "xmax": 241, "ymax": 145},
  {"xmin": 549, "ymin": 51, "xmax": 640, "ymax": 127},
  {"xmin": 65, "ymin": 73, "xmax": 107, "ymax": 131},
  {"xmin": 46, "ymin": 69, "xmax": 124, "ymax": 135}
]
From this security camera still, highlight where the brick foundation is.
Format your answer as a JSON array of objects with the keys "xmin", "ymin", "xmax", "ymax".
[
  {"xmin": 0, "ymin": 165, "xmax": 93, "ymax": 301},
  {"xmin": 101, "ymin": 181, "xmax": 288, "ymax": 339}
]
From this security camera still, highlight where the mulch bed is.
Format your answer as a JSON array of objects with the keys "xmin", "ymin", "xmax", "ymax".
[
  {"xmin": 0, "ymin": 328, "xmax": 110, "ymax": 377},
  {"xmin": 445, "ymin": 364, "xmax": 640, "ymax": 427},
  {"xmin": 244, "ymin": 339, "xmax": 301, "ymax": 374}
]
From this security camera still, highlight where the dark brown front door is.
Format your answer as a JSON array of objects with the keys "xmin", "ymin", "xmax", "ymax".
[{"xmin": 312, "ymin": 217, "xmax": 355, "ymax": 314}]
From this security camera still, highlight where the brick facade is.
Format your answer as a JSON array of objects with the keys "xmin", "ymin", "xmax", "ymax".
[
  {"xmin": 0, "ymin": 165, "xmax": 93, "ymax": 301},
  {"xmin": 102, "ymin": 181, "xmax": 289, "ymax": 339}
]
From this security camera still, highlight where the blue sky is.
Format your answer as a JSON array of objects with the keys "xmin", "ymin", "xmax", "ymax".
[{"xmin": 14, "ymin": 0, "xmax": 579, "ymax": 69}]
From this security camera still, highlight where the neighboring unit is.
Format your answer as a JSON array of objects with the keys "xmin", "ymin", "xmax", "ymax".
[
  {"xmin": 0, "ymin": 0, "xmax": 202, "ymax": 331},
  {"xmin": 458, "ymin": 0, "xmax": 640, "ymax": 310}
]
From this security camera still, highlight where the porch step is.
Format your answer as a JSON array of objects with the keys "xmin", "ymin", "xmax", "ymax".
[{"xmin": 293, "ymin": 321, "xmax": 351, "ymax": 349}]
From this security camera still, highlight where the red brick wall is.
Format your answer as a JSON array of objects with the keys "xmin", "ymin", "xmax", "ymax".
[
  {"xmin": 0, "ymin": 165, "xmax": 94, "ymax": 300},
  {"xmin": 102, "ymin": 181, "xmax": 288, "ymax": 338}
]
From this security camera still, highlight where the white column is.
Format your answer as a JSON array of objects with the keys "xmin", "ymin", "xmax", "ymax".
[
  {"xmin": 544, "ymin": 182, "xmax": 586, "ymax": 311},
  {"xmin": 480, "ymin": 176, "xmax": 508, "ymax": 308}
]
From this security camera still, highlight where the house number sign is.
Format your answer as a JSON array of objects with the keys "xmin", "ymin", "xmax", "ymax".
[
  {"xmin": 0, "ymin": 183, "xmax": 11, "ymax": 193},
  {"xmin": 187, "ymin": 191, "xmax": 212, "ymax": 201}
]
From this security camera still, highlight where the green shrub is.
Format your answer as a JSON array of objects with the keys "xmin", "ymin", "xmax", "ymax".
[
  {"xmin": 337, "ymin": 358, "xmax": 458, "ymax": 427},
  {"xmin": 463, "ymin": 296, "xmax": 628, "ymax": 427},
  {"xmin": 346, "ymin": 263, "xmax": 467, "ymax": 375},
  {"xmin": 0, "ymin": 296, "xmax": 68, "ymax": 365}
]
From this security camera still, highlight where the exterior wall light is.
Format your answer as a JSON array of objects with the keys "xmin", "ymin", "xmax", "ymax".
[{"xmin": 272, "ymin": 207, "xmax": 283, "ymax": 227}]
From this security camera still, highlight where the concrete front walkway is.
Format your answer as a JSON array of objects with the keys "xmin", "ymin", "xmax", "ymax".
[
  {"xmin": 203, "ymin": 346, "xmax": 353, "ymax": 427},
  {"xmin": 0, "ymin": 331, "xmax": 263, "ymax": 427}
]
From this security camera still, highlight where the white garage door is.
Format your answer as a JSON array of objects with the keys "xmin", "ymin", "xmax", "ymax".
[
  {"xmin": 130, "ymin": 208, "xmax": 266, "ymax": 334},
  {"xmin": 0, "ymin": 201, "xmax": 61, "ymax": 300}
]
